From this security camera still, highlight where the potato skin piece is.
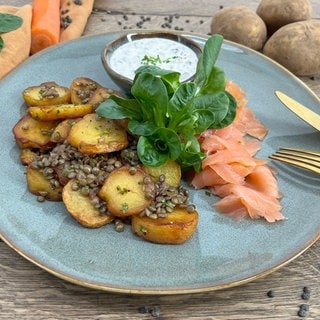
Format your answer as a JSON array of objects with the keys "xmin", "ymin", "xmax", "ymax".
[
  {"xmin": 63, "ymin": 179, "xmax": 114, "ymax": 228},
  {"xmin": 263, "ymin": 20, "xmax": 320, "ymax": 76},
  {"xmin": 12, "ymin": 114, "xmax": 57, "ymax": 149},
  {"xmin": 211, "ymin": 6, "xmax": 267, "ymax": 50},
  {"xmin": 67, "ymin": 113, "xmax": 128, "ymax": 154},
  {"xmin": 256, "ymin": 0, "xmax": 312, "ymax": 35},
  {"xmin": 26, "ymin": 165, "xmax": 63, "ymax": 201},
  {"xmin": 131, "ymin": 207, "xmax": 198, "ymax": 244},
  {"xmin": 98, "ymin": 167, "xmax": 152, "ymax": 217},
  {"xmin": 23, "ymin": 81, "xmax": 71, "ymax": 107}
]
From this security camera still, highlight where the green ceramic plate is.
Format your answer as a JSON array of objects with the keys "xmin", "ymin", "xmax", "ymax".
[{"xmin": 0, "ymin": 31, "xmax": 319, "ymax": 295}]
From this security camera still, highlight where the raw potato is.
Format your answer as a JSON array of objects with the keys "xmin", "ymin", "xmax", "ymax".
[
  {"xmin": 23, "ymin": 82, "xmax": 71, "ymax": 107},
  {"xmin": 131, "ymin": 207, "xmax": 199, "ymax": 244},
  {"xmin": 263, "ymin": 20, "xmax": 320, "ymax": 76},
  {"xmin": 211, "ymin": 6, "xmax": 267, "ymax": 50},
  {"xmin": 256, "ymin": 0, "xmax": 312, "ymax": 35},
  {"xmin": 28, "ymin": 103, "xmax": 94, "ymax": 121},
  {"xmin": 143, "ymin": 159, "xmax": 181, "ymax": 187},
  {"xmin": 63, "ymin": 180, "xmax": 114, "ymax": 228},
  {"xmin": 67, "ymin": 113, "xmax": 128, "ymax": 154},
  {"xmin": 98, "ymin": 167, "xmax": 153, "ymax": 217},
  {"xmin": 26, "ymin": 165, "xmax": 63, "ymax": 201},
  {"xmin": 12, "ymin": 114, "xmax": 57, "ymax": 149}
]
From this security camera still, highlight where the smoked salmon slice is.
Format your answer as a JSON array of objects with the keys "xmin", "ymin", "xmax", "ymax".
[{"xmin": 191, "ymin": 81, "xmax": 283, "ymax": 222}]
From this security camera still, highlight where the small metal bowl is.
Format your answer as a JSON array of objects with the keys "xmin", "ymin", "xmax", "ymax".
[{"xmin": 101, "ymin": 31, "xmax": 203, "ymax": 92}]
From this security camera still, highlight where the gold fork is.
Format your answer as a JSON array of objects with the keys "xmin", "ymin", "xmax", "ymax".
[{"xmin": 269, "ymin": 147, "xmax": 320, "ymax": 174}]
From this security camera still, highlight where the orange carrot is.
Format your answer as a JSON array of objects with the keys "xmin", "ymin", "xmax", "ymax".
[{"xmin": 30, "ymin": 0, "xmax": 60, "ymax": 54}]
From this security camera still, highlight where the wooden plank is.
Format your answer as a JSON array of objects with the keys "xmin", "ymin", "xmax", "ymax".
[
  {"xmin": 94, "ymin": 0, "xmax": 320, "ymax": 18},
  {"xmin": 0, "ymin": 240, "xmax": 319, "ymax": 319},
  {"xmin": 1, "ymin": 0, "xmax": 319, "ymax": 18}
]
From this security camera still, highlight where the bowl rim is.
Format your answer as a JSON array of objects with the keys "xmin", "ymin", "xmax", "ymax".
[{"xmin": 101, "ymin": 30, "xmax": 204, "ymax": 88}]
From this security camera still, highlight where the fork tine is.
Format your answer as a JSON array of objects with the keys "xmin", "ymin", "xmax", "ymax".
[{"xmin": 269, "ymin": 147, "xmax": 320, "ymax": 174}]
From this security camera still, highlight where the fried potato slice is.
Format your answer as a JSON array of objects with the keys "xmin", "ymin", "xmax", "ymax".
[
  {"xmin": 26, "ymin": 165, "xmax": 63, "ymax": 201},
  {"xmin": 50, "ymin": 118, "xmax": 81, "ymax": 143},
  {"xmin": 63, "ymin": 179, "xmax": 114, "ymax": 228},
  {"xmin": 13, "ymin": 114, "xmax": 57, "ymax": 149},
  {"xmin": 70, "ymin": 77, "xmax": 102, "ymax": 104},
  {"xmin": 28, "ymin": 103, "xmax": 93, "ymax": 121},
  {"xmin": 23, "ymin": 81, "xmax": 71, "ymax": 107},
  {"xmin": 67, "ymin": 113, "xmax": 128, "ymax": 154},
  {"xmin": 131, "ymin": 207, "xmax": 199, "ymax": 244},
  {"xmin": 98, "ymin": 167, "xmax": 153, "ymax": 217},
  {"xmin": 89, "ymin": 87, "xmax": 122, "ymax": 107},
  {"xmin": 70, "ymin": 77, "xmax": 120, "ymax": 107},
  {"xmin": 20, "ymin": 148, "xmax": 38, "ymax": 165},
  {"xmin": 143, "ymin": 159, "xmax": 182, "ymax": 187}
]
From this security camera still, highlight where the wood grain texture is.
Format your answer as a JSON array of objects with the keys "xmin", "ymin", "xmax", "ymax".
[
  {"xmin": 0, "ymin": 0, "xmax": 319, "ymax": 319},
  {"xmin": 0, "ymin": 240, "xmax": 319, "ymax": 319}
]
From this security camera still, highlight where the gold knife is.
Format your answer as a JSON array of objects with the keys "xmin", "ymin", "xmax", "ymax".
[{"xmin": 275, "ymin": 91, "xmax": 320, "ymax": 132}]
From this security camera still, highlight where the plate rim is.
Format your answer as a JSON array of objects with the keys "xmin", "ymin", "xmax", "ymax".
[{"xmin": 0, "ymin": 30, "xmax": 319, "ymax": 295}]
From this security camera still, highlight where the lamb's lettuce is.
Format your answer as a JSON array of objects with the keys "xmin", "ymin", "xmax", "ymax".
[{"xmin": 96, "ymin": 34, "xmax": 236, "ymax": 171}]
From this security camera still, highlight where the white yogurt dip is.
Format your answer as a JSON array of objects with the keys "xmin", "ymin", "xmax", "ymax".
[{"xmin": 109, "ymin": 37, "xmax": 199, "ymax": 81}]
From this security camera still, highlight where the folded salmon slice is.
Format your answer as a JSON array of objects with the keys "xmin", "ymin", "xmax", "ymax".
[
  {"xmin": 213, "ymin": 184, "xmax": 284, "ymax": 223},
  {"xmin": 191, "ymin": 80, "xmax": 283, "ymax": 222}
]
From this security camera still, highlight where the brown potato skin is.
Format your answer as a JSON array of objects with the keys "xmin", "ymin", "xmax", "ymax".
[
  {"xmin": 256, "ymin": 0, "xmax": 312, "ymax": 35},
  {"xmin": 12, "ymin": 114, "xmax": 57, "ymax": 149},
  {"xmin": 131, "ymin": 207, "xmax": 198, "ymax": 244},
  {"xmin": 23, "ymin": 81, "xmax": 71, "ymax": 107},
  {"xmin": 98, "ymin": 167, "xmax": 152, "ymax": 217},
  {"xmin": 26, "ymin": 165, "xmax": 63, "ymax": 201},
  {"xmin": 211, "ymin": 6, "xmax": 267, "ymax": 50},
  {"xmin": 63, "ymin": 180, "xmax": 114, "ymax": 228},
  {"xmin": 67, "ymin": 113, "xmax": 128, "ymax": 154},
  {"xmin": 263, "ymin": 20, "xmax": 320, "ymax": 76}
]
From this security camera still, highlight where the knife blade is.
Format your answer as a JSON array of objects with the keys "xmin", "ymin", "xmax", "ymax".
[{"xmin": 275, "ymin": 91, "xmax": 320, "ymax": 131}]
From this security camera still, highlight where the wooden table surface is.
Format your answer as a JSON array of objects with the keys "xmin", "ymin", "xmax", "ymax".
[{"xmin": 1, "ymin": 1, "xmax": 319, "ymax": 319}]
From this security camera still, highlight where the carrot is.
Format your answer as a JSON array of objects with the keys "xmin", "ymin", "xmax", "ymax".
[
  {"xmin": 60, "ymin": 0, "xmax": 94, "ymax": 43},
  {"xmin": 30, "ymin": 0, "xmax": 60, "ymax": 54}
]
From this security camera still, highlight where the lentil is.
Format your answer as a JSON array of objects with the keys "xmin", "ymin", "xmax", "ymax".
[
  {"xmin": 297, "ymin": 307, "xmax": 308, "ymax": 317},
  {"xmin": 267, "ymin": 290, "xmax": 275, "ymax": 298},
  {"xmin": 29, "ymin": 128, "xmax": 196, "ymax": 234}
]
